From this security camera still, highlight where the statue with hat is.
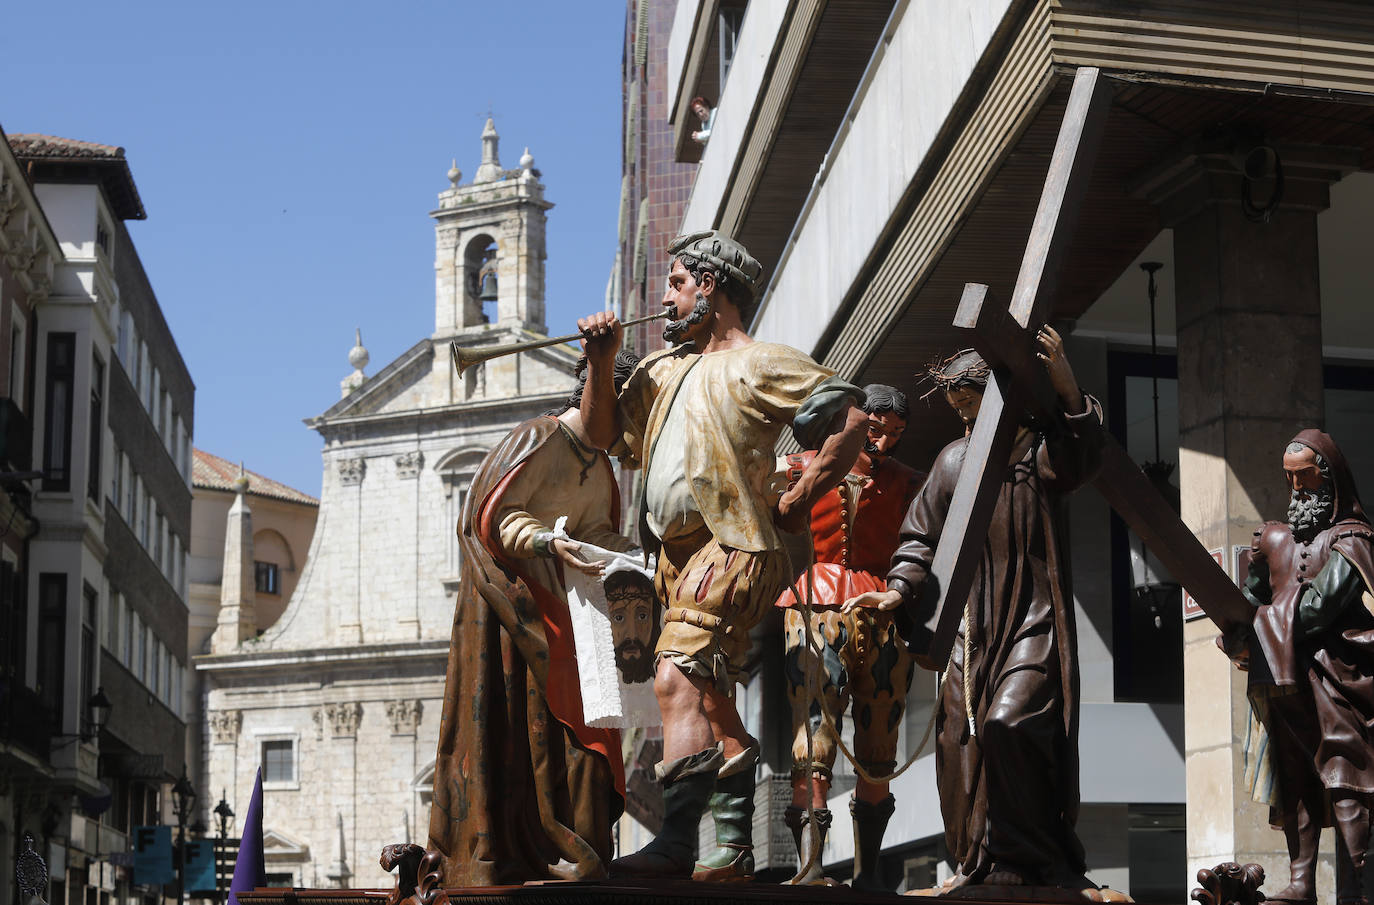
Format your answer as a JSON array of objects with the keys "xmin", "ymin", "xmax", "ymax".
[
  {"xmin": 775, "ymin": 383, "xmax": 925, "ymax": 890},
  {"xmin": 577, "ymin": 231, "xmax": 870, "ymax": 880}
]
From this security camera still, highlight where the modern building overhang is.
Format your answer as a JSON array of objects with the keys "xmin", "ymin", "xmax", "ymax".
[
  {"xmin": 672, "ymin": 0, "xmax": 896, "ymax": 281},
  {"xmin": 739, "ymin": 0, "xmax": 1374, "ymax": 466}
]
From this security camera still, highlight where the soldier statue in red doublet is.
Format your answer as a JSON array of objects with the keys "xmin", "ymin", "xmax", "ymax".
[
  {"xmin": 776, "ymin": 384, "xmax": 924, "ymax": 889},
  {"xmin": 1226, "ymin": 429, "xmax": 1374, "ymax": 905}
]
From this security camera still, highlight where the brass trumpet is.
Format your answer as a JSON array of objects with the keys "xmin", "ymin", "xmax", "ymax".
[{"xmin": 449, "ymin": 310, "xmax": 673, "ymax": 375}]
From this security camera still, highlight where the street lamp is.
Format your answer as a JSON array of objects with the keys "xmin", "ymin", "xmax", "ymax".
[
  {"xmin": 214, "ymin": 793, "xmax": 234, "ymax": 839},
  {"xmin": 213, "ymin": 793, "xmax": 235, "ymax": 905},
  {"xmin": 84, "ymin": 687, "xmax": 112, "ymax": 740},
  {"xmin": 1129, "ymin": 262, "xmax": 1181, "ymax": 628},
  {"xmin": 172, "ymin": 770, "xmax": 197, "ymax": 904}
]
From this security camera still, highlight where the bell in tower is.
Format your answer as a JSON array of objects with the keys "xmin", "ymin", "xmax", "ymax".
[{"xmin": 478, "ymin": 265, "xmax": 498, "ymax": 304}]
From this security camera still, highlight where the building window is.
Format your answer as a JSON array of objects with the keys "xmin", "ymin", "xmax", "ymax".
[
  {"xmin": 0, "ymin": 560, "xmax": 24, "ymax": 689},
  {"xmin": 141, "ymin": 489, "xmax": 151, "ymax": 547},
  {"xmin": 106, "ymin": 589, "xmax": 121, "ymax": 652},
  {"xmin": 7, "ymin": 326, "xmax": 16, "ymax": 401},
  {"xmin": 131, "ymin": 334, "xmax": 142, "ymax": 395},
  {"xmin": 126, "ymin": 608, "xmax": 138, "ymax": 670},
  {"xmin": 9, "ymin": 313, "xmax": 25, "ymax": 407},
  {"xmin": 42, "ymin": 333, "xmax": 76, "ymax": 491},
  {"xmin": 255, "ymin": 561, "xmax": 280, "ymax": 595},
  {"xmin": 88, "ymin": 353, "xmax": 104, "ymax": 501},
  {"xmin": 1106, "ymin": 351, "xmax": 1183, "ymax": 704},
  {"xmin": 154, "ymin": 510, "xmax": 164, "ymax": 569},
  {"xmin": 81, "ymin": 584, "xmax": 97, "ymax": 724},
  {"xmin": 718, "ymin": 4, "xmax": 746, "ymax": 88},
  {"xmin": 111, "ymin": 445, "xmax": 123, "ymax": 507},
  {"xmin": 438, "ymin": 453, "xmax": 484, "ymax": 575},
  {"xmin": 95, "ymin": 220, "xmax": 111, "ymax": 255},
  {"xmin": 36, "ymin": 573, "xmax": 67, "ymax": 725},
  {"xmin": 138, "ymin": 621, "xmax": 149, "ymax": 687},
  {"xmin": 262, "ymin": 739, "xmax": 295, "ymax": 784},
  {"xmin": 116, "ymin": 310, "xmax": 131, "ymax": 365}
]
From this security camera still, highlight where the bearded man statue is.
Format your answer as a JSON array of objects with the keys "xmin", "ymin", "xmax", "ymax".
[{"xmin": 1226, "ymin": 429, "xmax": 1374, "ymax": 905}]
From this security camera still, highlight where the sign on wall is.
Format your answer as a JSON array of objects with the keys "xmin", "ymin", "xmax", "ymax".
[
  {"xmin": 1183, "ymin": 549, "xmax": 1227, "ymax": 621},
  {"xmin": 184, "ymin": 839, "xmax": 217, "ymax": 894},
  {"xmin": 133, "ymin": 826, "xmax": 173, "ymax": 886}
]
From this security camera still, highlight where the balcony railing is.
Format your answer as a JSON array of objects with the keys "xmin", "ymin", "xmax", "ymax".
[
  {"xmin": 0, "ymin": 397, "xmax": 32, "ymax": 473},
  {"xmin": 0, "ymin": 679, "xmax": 55, "ymax": 757}
]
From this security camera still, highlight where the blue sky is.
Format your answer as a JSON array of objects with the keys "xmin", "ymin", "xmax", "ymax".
[{"xmin": 3, "ymin": 1, "xmax": 626, "ymax": 496}]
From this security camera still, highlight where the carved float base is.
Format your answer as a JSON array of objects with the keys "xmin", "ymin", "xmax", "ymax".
[
  {"xmin": 908, "ymin": 884, "xmax": 1131, "ymax": 902},
  {"xmin": 234, "ymin": 860, "xmax": 1263, "ymax": 905},
  {"xmin": 239, "ymin": 879, "xmax": 1124, "ymax": 905}
]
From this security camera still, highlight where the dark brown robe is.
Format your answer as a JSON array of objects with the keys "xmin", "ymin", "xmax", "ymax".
[
  {"xmin": 426, "ymin": 416, "xmax": 625, "ymax": 885},
  {"xmin": 886, "ymin": 403, "xmax": 1102, "ymax": 885},
  {"xmin": 1244, "ymin": 429, "xmax": 1374, "ymax": 828}
]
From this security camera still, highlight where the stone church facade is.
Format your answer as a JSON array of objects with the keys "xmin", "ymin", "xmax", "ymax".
[{"xmin": 195, "ymin": 120, "xmax": 577, "ymax": 888}]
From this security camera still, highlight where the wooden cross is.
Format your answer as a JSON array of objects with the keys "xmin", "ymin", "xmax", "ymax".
[{"xmin": 915, "ymin": 67, "xmax": 1254, "ymax": 665}]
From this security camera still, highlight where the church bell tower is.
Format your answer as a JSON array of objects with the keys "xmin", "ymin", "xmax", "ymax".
[{"xmin": 432, "ymin": 118, "xmax": 551, "ymax": 337}]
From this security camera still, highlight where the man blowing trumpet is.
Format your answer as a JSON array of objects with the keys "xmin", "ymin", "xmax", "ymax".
[{"xmin": 578, "ymin": 231, "xmax": 869, "ymax": 881}]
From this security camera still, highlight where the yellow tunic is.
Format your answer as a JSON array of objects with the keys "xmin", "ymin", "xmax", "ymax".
[{"xmin": 618, "ymin": 342, "xmax": 850, "ymax": 554}]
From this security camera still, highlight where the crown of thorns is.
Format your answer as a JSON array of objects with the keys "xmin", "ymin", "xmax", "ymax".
[{"xmin": 919, "ymin": 349, "xmax": 991, "ymax": 399}]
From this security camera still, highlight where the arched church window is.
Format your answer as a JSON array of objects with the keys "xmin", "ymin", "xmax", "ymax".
[
  {"xmin": 412, "ymin": 762, "xmax": 435, "ymax": 834},
  {"xmin": 436, "ymin": 449, "xmax": 487, "ymax": 577}
]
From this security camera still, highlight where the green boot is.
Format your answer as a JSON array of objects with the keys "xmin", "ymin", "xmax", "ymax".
[
  {"xmin": 611, "ymin": 746, "xmax": 723, "ymax": 879},
  {"xmin": 693, "ymin": 746, "xmax": 758, "ymax": 882},
  {"xmin": 850, "ymin": 794, "xmax": 896, "ymax": 892}
]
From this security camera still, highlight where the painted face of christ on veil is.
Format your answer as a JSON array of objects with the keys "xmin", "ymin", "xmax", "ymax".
[{"xmin": 603, "ymin": 571, "xmax": 659, "ymax": 684}]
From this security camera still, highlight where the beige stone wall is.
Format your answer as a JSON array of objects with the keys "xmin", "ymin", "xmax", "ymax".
[
  {"xmin": 204, "ymin": 651, "xmax": 444, "ymax": 888},
  {"xmin": 189, "ymin": 488, "xmax": 318, "ymax": 649}
]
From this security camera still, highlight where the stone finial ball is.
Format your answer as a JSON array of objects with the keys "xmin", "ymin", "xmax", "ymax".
[{"xmin": 349, "ymin": 328, "xmax": 370, "ymax": 371}]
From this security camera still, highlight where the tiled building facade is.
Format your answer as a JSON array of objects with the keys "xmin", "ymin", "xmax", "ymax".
[{"xmin": 615, "ymin": 0, "xmax": 698, "ymax": 359}]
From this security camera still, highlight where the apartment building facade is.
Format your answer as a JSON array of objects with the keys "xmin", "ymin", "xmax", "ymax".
[
  {"xmin": 2, "ymin": 132, "xmax": 194, "ymax": 905},
  {"xmin": 658, "ymin": 1, "xmax": 1374, "ymax": 898}
]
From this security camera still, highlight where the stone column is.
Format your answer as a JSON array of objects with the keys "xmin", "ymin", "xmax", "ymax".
[
  {"xmin": 320, "ymin": 702, "xmax": 361, "ymax": 888},
  {"xmin": 336, "ymin": 458, "xmax": 365, "ymax": 644},
  {"xmin": 211, "ymin": 473, "xmax": 256, "ymax": 654},
  {"xmin": 1137, "ymin": 144, "xmax": 1357, "ymax": 888}
]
